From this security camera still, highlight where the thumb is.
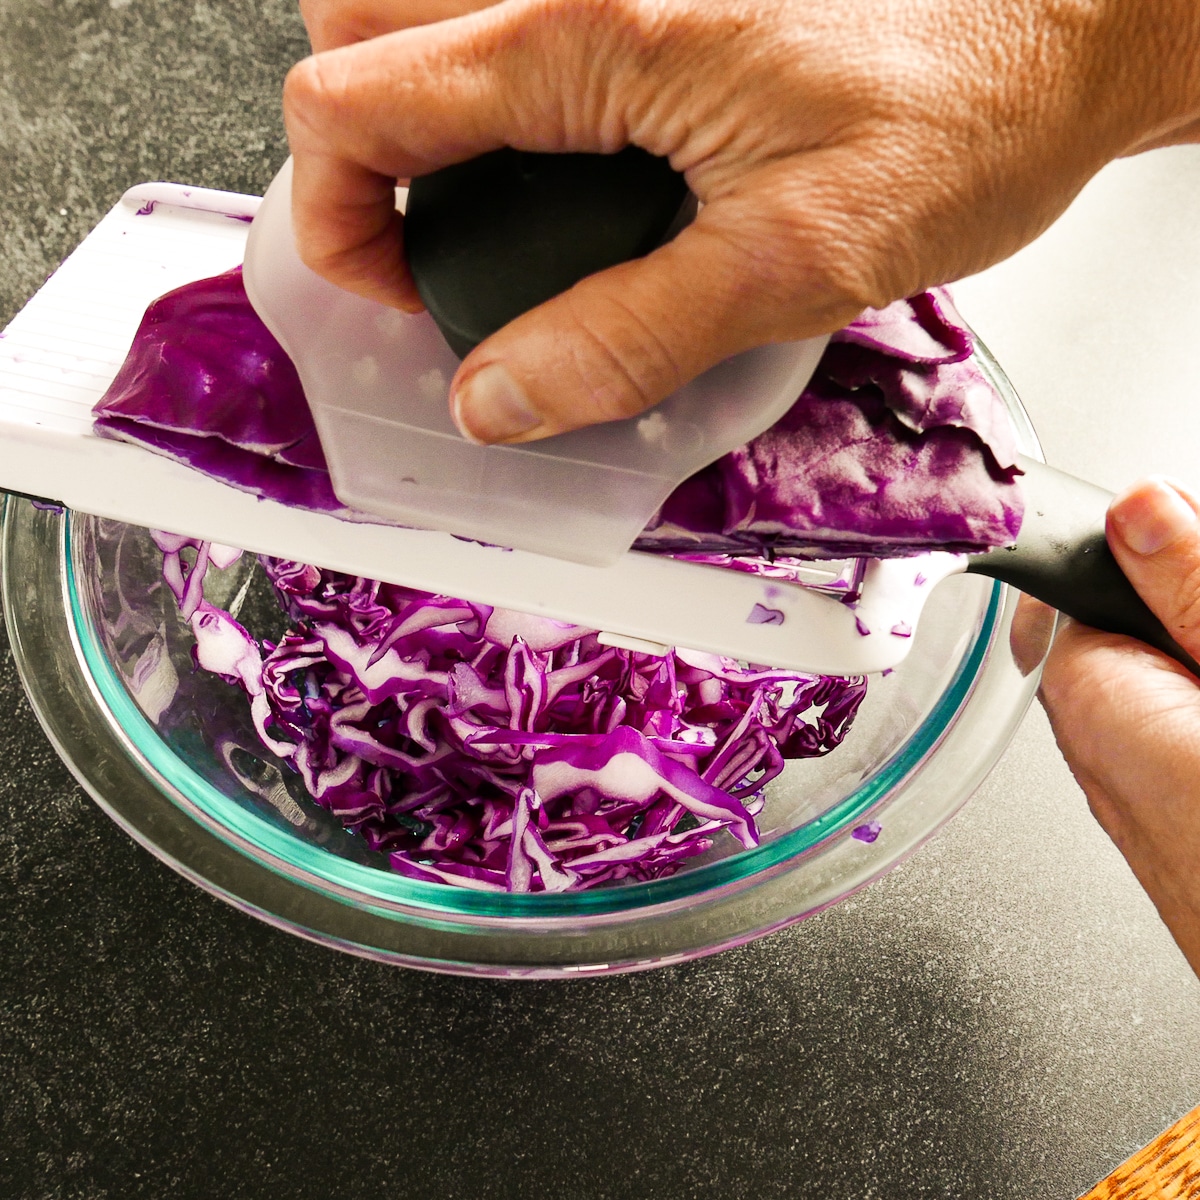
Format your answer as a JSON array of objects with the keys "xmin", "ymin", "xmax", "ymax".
[{"xmin": 1107, "ymin": 476, "xmax": 1200, "ymax": 667}]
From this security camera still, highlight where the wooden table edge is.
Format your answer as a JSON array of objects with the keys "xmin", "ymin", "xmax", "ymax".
[{"xmin": 1079, "ymin": 1104, "xmax": 1200, "ymax": 1199}]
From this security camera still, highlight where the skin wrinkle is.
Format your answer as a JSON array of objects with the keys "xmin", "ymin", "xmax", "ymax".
[
  {"xmin": 290, "ymin": 166, "xmax": 417, "ymax": 301},
  {"xmin": 1162, "ymin": 558, "xmax": 1200, "ymax": 642},
  {"xmin": 673, "ymin": 3, "xmax": 887, "ymax": 170},
  {"xmin": 486, "ymin": 39, "xmax": 567, "ymax": 151},
  {"xmin": 636, "ymin": 18, "xmax": 821, "ymax": 163},
  {"xmin": 533, "ymin": 0, "xmax": 660, "ymax": 150},
  {"xmin": 288, "ymin": 42, "xmax": 414, "ymax": 169},
  {"xmin": 407, "ymin": 31, "xmax": 530, "ymax": 160},
  {"xmin": 574, "ymin": 17, "xmax": 636, "ymax": 151},
  {"xmin": 611, "ymin": 11, "xmax": 773, "ymax": 164},
  {"xmin": 658, "ymin": 204, "xmax": 793, "ymax": 331},
  {"xmin": 596, "ymin": 291, "xmax": 687, "ymax": 399},
  {"xmin": 794, "ymin": 146, "xmax": 935, "ymax": 307},
  {"xmin": 557, "ymin": 285, "xmax": 681, "ymax": 423},
  {"xmin": 687, "ymin": 154, "xmax": 901, "ymax": 322},
  {"xmin": 701, "ymin": 201, "xmax": 854, "ymax": 343}
]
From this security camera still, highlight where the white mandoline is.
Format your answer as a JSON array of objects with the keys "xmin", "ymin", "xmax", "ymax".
[{"xmin": 0, "ymin": 181, "xmax": 969, "ymax": 677}]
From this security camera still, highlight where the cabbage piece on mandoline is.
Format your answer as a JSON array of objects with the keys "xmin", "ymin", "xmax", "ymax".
[{"xmin": 93, "ymin": 268, "xmax": 1023, "ymax": 557}]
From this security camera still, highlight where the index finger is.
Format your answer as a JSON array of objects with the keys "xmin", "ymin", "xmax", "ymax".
[
  {"xmin": 301, "ymin": 0, "xmax": 501, "ymax": 52},
  {"xmin": 283, "ymin": 5, "xmax": 618, "ymax": 310}
]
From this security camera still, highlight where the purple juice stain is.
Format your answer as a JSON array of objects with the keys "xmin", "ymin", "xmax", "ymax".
[
  {"xmin": 854, "ymin": 616, "xmax": 871, "ymax": 637},
  {"xmin": 225, "ymin": 213, "xmax": 254, "ymax": 224},
  {"xmin": 747, "ymin": 603, "xmax": 785, "ymax": 626},
  {"xmin": 135, "ymin": 200, "xmax": 157, "ymax": 216},
  {"xmin": 890, "ymin": 621, "xmax": 912, "ymax": 638},
  {"xmin": 881, "ymin": 667, "xmax": 894, "ymax": 677},
  {"xmin": 913, "ymin": 572, "xmax": 927, "ymax": 587},
  {"xmin": 764, "ymin": 584, "xmax": 781, "ymax": 600},
  {"xmin": 851, "ymin": 820, "xmax": 882, "ymax": 844}
]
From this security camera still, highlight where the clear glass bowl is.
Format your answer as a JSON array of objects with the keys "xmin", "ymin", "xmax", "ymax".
[{"xmin": 1, "ymin": 355, "xmax": 1045, "ymax": 978}]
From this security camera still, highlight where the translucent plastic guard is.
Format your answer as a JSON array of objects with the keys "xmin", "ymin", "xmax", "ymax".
[{"xmin": 243, "ymin": 158, "xmax": 829, "ymax": 566}]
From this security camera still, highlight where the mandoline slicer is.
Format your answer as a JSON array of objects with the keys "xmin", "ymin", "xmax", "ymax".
[
  {"xmin": 0, "ymin": 174, "xmax": 876, "ymax": 675},
  {"xmin": 0, "ymin": 175, "xmax": 1190, "ymax": 677}
]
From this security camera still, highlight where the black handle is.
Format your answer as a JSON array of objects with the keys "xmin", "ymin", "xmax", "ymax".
[
  {"xmin": 966, "ymin": 458, "xmax": 1199, "ymax": 675},
  {"xmin": 404, "ymin": 147, "xmax": 696, "ymax": 358}
]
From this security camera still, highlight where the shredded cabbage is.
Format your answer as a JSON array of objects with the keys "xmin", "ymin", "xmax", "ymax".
[{"xmin": 171, "ymin": 547, "xmax": 867, "ymax": 891}]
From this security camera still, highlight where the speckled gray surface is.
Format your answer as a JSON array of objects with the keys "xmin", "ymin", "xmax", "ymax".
[{"xmin": 2, "ymin": 3, "xmax": 1199, "ymax": 1199}]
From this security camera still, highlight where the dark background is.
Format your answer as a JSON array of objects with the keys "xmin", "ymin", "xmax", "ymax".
[{"xmin": 2, "ymin": 2, "xmax": 1199, "ymax": 1197}]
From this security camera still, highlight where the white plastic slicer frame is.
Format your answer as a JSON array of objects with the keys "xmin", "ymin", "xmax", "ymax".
[{"xmin": 0, "ymin": 183, "xmax": 946, "ymax": 676}]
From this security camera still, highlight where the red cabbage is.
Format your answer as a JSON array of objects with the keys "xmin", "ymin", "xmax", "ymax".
[
  {"xmin": 640, "ymin": 289, "xmax": 1022, "ymax": 556},
  {"xmin": 94, "ymin": 269, "xmax": 1023, "ymax": 558},
  {"xmin": 173, "ymin": 546, "xmax": 867, "ymax": 891},
  {"xmin": 95, "ymin": 273, "xmax": 363, "ymax": 521},
  {"xmin": 151, "ymin": 530, "xmax": 244, "ymax": 620},
  {"xmin": 646, "ymin": 375, "xmax": 1020, "ymax": 557},
  {"xmin": 851, "ymin": 820, "xmax": 883, "ymax": 844}
]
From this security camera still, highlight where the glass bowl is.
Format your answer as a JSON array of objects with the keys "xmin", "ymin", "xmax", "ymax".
[{"xmin": 1, "ymin": 356, "xmax": 1044, "ymax": 978}]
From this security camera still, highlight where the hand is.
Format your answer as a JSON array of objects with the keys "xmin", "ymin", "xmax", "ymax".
[
  {"xmin": 1029, "ymin": 478, "xmax": 1200, "ymax": 978},
  {"xmin": 283, "ymin": 0, "xmax": 1200, "ymax": 444}
]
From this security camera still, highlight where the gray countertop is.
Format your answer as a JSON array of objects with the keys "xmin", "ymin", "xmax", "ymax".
[{"xmin": 2, "ymin": 2, "xmax": 1199, "ymax": 1197}]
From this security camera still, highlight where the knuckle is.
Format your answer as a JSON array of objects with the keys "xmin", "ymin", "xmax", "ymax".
[
  {"xmin": 725, "ymin": 197, "xmax": 890, "ymax": 334},
  {"xmin": 282, "ymin": 57, "xmax": 322, "ymax": 122},
  {"xmin": 283, "ymin": 54, "xmax": 348, "ymax": 133}
]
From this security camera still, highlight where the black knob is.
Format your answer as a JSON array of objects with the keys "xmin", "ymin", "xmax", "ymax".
[{"xmin": 404, "ymin": 147, "xmax": 696, "ymax": 358}]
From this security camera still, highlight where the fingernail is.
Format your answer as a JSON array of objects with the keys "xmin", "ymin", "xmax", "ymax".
[
  {"xmin": 451, "ymin": 364, "xmax": 541, "ymax": 444},
  {"xmin": 1110, "ymin": 477, "xmax": 1198, "ymax": 555}
]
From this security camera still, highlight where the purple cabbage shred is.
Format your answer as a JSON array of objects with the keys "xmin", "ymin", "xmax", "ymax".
[
  {"xmin": 168, "ymin": 544, "xmax": 867, "ymax": 892},
  {"xmin": 91, "ymin": 267, "xmax": 1028, "ymax": 890},
  {"xmin": 747, "ymin": 603, "xmax": 785, "ymax": 626},
  {"xmin": 851, "ymin": 821, "xmax": 883, "ymax": 844}
]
